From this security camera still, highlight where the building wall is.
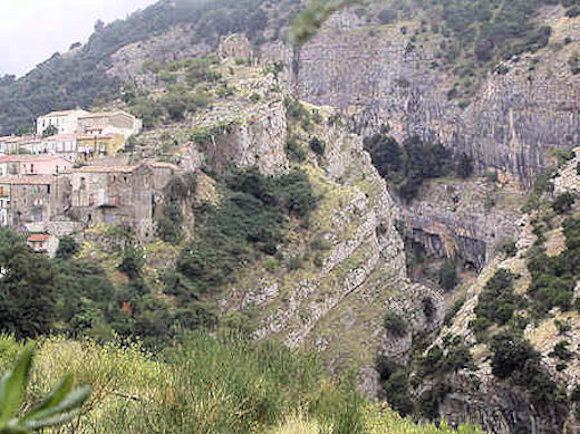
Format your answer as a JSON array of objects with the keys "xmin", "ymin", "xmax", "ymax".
[
  {"xmin": 71, "ymin": 165, "xmax": 155, "ymax": 238},
  {"xmin": 36, "ymin": 110, "xmax": 88, "ymax": 136}
]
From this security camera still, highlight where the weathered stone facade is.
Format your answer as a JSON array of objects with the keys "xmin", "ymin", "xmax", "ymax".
[{"xmin": 70, "ymin": 164, "xmax": 158, "ymax": 239}]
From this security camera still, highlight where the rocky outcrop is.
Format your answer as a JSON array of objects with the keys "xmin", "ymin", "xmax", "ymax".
[
  {"xmin": 400, "ymin": 177, "xmax": 525, "ymax": 271},
  {"xmin": 259, "ymin": 7, "xmax": 580, "ymax": 188}
]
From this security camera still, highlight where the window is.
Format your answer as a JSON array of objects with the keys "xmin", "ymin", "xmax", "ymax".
[{"xmin": 80, "ymin": 177, "xmax": 86, "ymax": 190}]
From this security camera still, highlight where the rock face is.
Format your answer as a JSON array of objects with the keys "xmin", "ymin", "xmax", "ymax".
[
  {"xmin": 400, "ymin": 177, "xmax": 525, "ymax": 271},
  {"xmin": 211, "ymin": 104, "xmax": 441, "ymax": 389},
  {"xmin": 259, "ymin": 7, "xmax": 580, "ymax": 188}
]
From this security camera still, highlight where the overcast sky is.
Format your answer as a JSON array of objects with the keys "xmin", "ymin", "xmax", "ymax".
[{"xmin": 0, "ymin": 0, "xmax": 157, "ymax": 77}]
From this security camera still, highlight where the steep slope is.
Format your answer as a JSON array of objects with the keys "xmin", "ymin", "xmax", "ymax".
[{"xmin": 409, "ymin": 150, "xmax": 580, "ymax": 433}]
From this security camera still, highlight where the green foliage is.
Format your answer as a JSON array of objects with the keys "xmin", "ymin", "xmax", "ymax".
[
  {"xmin": 309, "ymin": 136, "xmax": 326, "ymax": 156},
  {"xmin": 0, "ymin": 230, "xmax": 55, "ymax": 339},
  {"xmin": 364, "ymin": 134, "xmax": 454, "ymax": 202},
  {"xmin": 157, "ymin": 173, "xmax": 196, "ymax": 244},
  {"xmin": 489, "ymin": 331, "xmax": 538, "ymax": 379},
  {"xmin": 286, "ymin": 135, "xmax": 307, "ymax": 162},
  {"xmin": 438, "ymin": 260, "xmax": 458, "ymax": 291},
  {"xmin": 0, "ymin": 349, "xmax": 90, "ymax": 434},
  {"xmin": 55, "ymin": 236, "xmax": 79, "ymax": 260},
  {"xmin": 470, "ymin": 269, "xmax": 521, "ymax": 339},
  {"xmin": 502, "ymin": 239, "xmax": 517, "ymax": 257},
  {"xmin": 41, "ymin": 125, "xmax": 58, "ymax": 138},
  {"xmin": 376, "ymin": 356, "xmax": 414, "ymax": 417},
  {"xmin": 489, "ymin": 331, "xmax": 557, "ymax": 403},
  {"xmin": 525, "ymin": 217, "xmax": 580, "ymax": 315},
  {"xmin": 383, "ymin": 311, "xmax": 408, "ymax": 336},
  {"xmin": 549, "ymin": 340, "xmax": 574, "ymax": 361},
  {"xmin": 177, "ymin": 168, "xmax": 316, "ymax": 296},
  {"xmin": 552, "ymin": 192, "xmax": 576, "ymax": 214}
]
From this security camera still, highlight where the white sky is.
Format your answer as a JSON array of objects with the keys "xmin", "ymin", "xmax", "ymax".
[{"xmin": 0, "ymin": 0, "xmax": 157, "ymax": 77}]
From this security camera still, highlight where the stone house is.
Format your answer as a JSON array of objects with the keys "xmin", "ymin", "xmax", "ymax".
[
  {"xmin": 78, "ymin": 111, "xmax": 142, "ymax": 139},
  {"xmin": 27, "ymin": 233, "xmax": 59, "ymax": 257},
  {"xmin": 0, "ymin": 155, "xmax": 72, "ymax": 176},
  {"xmin": 36, "ymin": 109, "xmax": 89, "ymax": 136},
  {"xmin": 0, "ymin": 176, "xmax": 70, "ymax": 229},
  {"xmin": 70, "ymin": 163, "xmax": 156, "ymax": 238}
]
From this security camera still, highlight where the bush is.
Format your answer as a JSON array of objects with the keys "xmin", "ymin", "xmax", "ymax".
[
  {"xmin": 502, "ymin": 239, "xmax": 517, "ymax": 257},
  {"xmin": 439, "ymin": 260, "xmax": 458, "ymax": 291},
  {"xmin": 55, "ymin": 236, "xmax": 79, "ymax": 260},
  {"xmin": 309, "ymin": 136, "xmax": 326, "ymax": 156},
  {"xmin": 490, "ymin": 331, "xmax": 538, "ymax": 379},
  {"xmin": 549, "ymin": 340, "xmax": 574, "ymax": 361},
  {"xmin": 286, "ymin": 136, "xmax": 307, "ymax": 162},
  {"xmin": 552, "ymin": 192, "xmax": 576, "ymax": 214},
  {"xmin": 470, "ymin": 269, "xmax": 521, "ymax": 338},
  {"xmin": 177, "ymin": 168, "xmax": 316, "ymax": 295},
  {"xmin": 383, "ymin": 311, "xmax": 408, "ymax": 336}
]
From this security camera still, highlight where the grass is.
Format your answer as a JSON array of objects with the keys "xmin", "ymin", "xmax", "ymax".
[{"xmin": 0, "ymin": 333, "xmax": 482, "ymax": 434}]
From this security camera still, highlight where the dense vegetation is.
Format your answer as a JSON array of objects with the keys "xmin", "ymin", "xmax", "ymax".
[
  {"xmin": 0, "ymin": 167, "xmax": 315, "ymax": 349},
  {"xmin": 0, "ymin": 334, "xmax": 482, "ymax": 433},
  {"xmin": 364, "ymin": 133, "xmax": 472, "ymax": 202}
]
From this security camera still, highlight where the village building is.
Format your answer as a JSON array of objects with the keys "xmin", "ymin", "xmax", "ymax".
[
  {"xmin": 0, "ymin": 175, "xmax": 70, "ymax": 228},
  {"xmin": 77, "ymin": 111, "xmax": 142, "ymax": 139},
  {"xmin": 22, "ymin": 134, "xmax": 125, "ymax": 161},
  {"xmin": 0, "ymin": 135, "xmax": 42, "ymax": 155},
  {"xmin": 70, "ymin": 163, "xmax": 156, "ymax": 238},
  {"xmin": 36, "ymin": 109, "xmax": 89, "ymax": 136},
  {"xmin": 27, "ymin": 233, "xmax": 59, "ymax": 257},
  {"xmin": 0, "ymin": 155, "xmax": 72, "ymax": 176}
]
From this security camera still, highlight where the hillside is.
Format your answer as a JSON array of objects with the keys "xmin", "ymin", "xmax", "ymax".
[{"xmin": 3, "ymin": 0, "xmax": 580, "ymax": 433}]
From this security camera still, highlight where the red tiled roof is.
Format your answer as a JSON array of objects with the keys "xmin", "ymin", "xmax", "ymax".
[
  {"xmin": 27, "ymin": 234, "xmax": 51, "ymax": 242},
  {"xmin": 0, "ymin": 176, "xmax": 54, "ymax": 185}
]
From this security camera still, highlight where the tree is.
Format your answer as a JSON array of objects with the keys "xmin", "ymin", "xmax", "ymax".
[
  {"xmin": 55, "ymin": 236, "xmax": 79, "ymax": 260},
  {"xmin": 552, "ymin": 192, "xmax": 576, "ymax": 214},
  {"xmin": 439, "ymin": 260, "xmax": 458, "ymax": 291},
  {"xmin": 0, "ymin": 229, "xmax": 55, "ymax": 338},
  {"xmin": 490, "ymin": 331, "xmax": 538, "ymax": 379},
  {"xmin": 41, "ymin": 125, "xmax": 58, "ymax": 138}
]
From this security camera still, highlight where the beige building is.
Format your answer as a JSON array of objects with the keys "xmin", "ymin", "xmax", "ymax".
[
  {"xmin": 0, "ymin": 176, "xmax": 70, "ymax": 228},
  {"xmin": 78, "ymin": 111, "xmax": 142, "ymax": 139},
  {"xmin": 70, "ymin": 163, "xmax": 155, "ymax": 238},
  {"xmin": 36, "ymin": 109, "xmax": 89, "ymax": 136}
]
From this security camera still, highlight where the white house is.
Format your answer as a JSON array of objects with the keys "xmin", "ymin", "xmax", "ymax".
[
  {"xmin": 77, "ymin": 111, "xmax": 142, "ymax": 139},
  {"xmin": 36, "ymin": 109, "xmax": 89, "ymax": 136}
]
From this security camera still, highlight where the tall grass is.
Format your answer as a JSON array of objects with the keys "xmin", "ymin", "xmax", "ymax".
[{"xmin": 0, "ymin": 333, "xmax": 482, "ymax": 433}]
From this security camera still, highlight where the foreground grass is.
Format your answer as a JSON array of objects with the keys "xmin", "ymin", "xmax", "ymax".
[{"xmin": 0, "ymin": 333, "xmax": 482, "ymax": 433}]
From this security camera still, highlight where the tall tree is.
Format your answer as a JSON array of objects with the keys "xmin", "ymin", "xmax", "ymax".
[{"xmin": 0, "ymin": 230, "xmax": 55, "ymax": 338}]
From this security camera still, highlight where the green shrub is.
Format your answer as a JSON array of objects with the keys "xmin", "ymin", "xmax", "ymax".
[
  {"xmin": 552, "ymin": 192, "xmax": 576, "ymax": 214},
  {"xmin": 549, "ymin": 340, "xmax": 574, "ymax": 361},
  {"xmin": 470, "ymin": 269, "xmax": 521, "ymax": 338},
  {"xmin": 383, "ymin": 311, "xmax": 408, "ymax": 336},
  {"xmin": 286, "ymin": 136, "xmax": 307, "ymax": 162},
  {"xmin": 439, "ymin": 260, "xmax": 458, "ymax": 291},
  {"xmin": 177, "ymin": 168, "xmax": 316, "ymax": 295},
  {"xmin": 502, "ymin": 239, "xmax": 517, "ymax": 257},
  {"xmin": 309, "ymin": 136, "xmax": 326, "ymax": 156}
]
